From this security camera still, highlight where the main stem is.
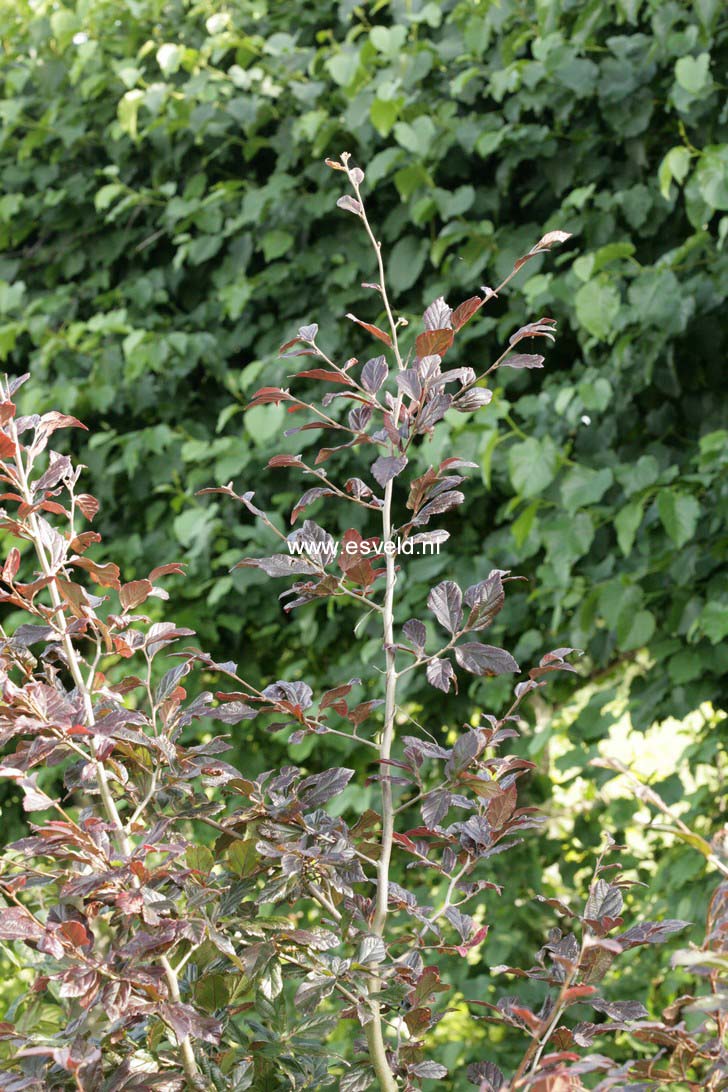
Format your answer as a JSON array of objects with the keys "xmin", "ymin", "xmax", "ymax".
[
  {"xmin": 364, "ymin": 473, "xmax": 399, "ymax": 1092},
  {"xmin": 351, "ymin": 171, "xmax": 403, "ymax": 1092},
  {"xmin": 372, "ymin": 479, "xmax": 397, "ymax": 938},
  {"xmin": 8, "ymin": 415, "xmax": 203, "ymax": 1090}
]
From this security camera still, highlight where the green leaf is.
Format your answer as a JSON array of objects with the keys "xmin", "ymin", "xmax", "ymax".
[
  {"xmin": 599, "ymin": 580, "xmax": 641, "ymax": 630},
  {"xmin": 0, "ymin": 281, "xmax": 26, "ymax": 314},
  {"xmin": 615, "ymin": 498, "xmax": 644, "ymax": 555},
  {"xmin": 261, "ymin": 230, "xmax": 293, "ymax": 261},
  {"xmin": 627, "ymin": 269, "xmax": 682, "ymax": 328},
  {"xmin": 512, "ymin": 501, "xmax": 539, "ymax": 549},
  {"xmin": 157, "ymin": 43, "xmax": 182, "ymax": 75},
  {"xmin": 117, "ymin": 89, "xmax": 144, "ymax": 140},
  {"xmin": 370, "ymin": 98, "xmax": 400, "ymax": 137},
  {"xmin": 326, "ymin": 51, "xmax": 359, "ymax": 87},
  {"xmin": 0, "ymin": 322, "xmax": 21, "ymax": 360},
  {"xmin": 479, "ymin": 427, "xmax": 500, "ymax": 488},
  {"xmin": 173, "ymin": 508, "xmax": 207, "ymax": 549},
  {"xmin": 259, "ymin": 958, "xmax": 283, "ymax": 1000},
  {"xmin": 615, "ymin": 455, "xmax": 660, "ymax": 496},
  {"xmin": 475, "ymin": 129, "xmax": 505, "ymax": 158},
  {"xmin": 246, "ymin": 403, "xmax": 285, "ymax": 445},
  {"xmin": 226, "ymin": 839, "xmax": 259, "ymax": 878},
  {"xmin": 543, "ymin": 512, "xmax": 594, "ymax": 566},
  {"xmin": 50, "ymin": 8, "xmax": 80, "ymax": 50},
  {"xmin": 186, "ymin": 845, "xmax": 214, "ymax": 872},
  {"xmin": 194, "ymin": 974, "xmax": 231, "ymax": 1011},
  {"xmin": 657, "ymin": 490, "xmax": 700, "ymax": 547},
  {"xmin": 560, "ymin": 466, "xmax": 613, "ymax": 512},
  {"xmin": 697, "ymin": 601, "xmax": 728, "ymax": 644},
  {"xmin": 556, "ymin": 57, "xmax": 599, "ymax": 94},
  {"xmin": 695, "ymin": 146, "xmax": 728, "ymax": 211},
  {"xmin": 674, "ymin": 53, "xmax": 710, "ymax": 95},
  {"xmin": 617, "ymin": 608, "xmax": 656, "ymax": 651},
  {"xmin": 574, "ymin": 279, "xmax": 620, "ymax": 341},
  {"xmin": 94, "ymin": 183, "xmax": 125, "ymax": 212},
  {"xmin": 388, "ymin": 235, "xmax": 427, "ymax": 292},
  {"xmin": 393, "ymin": 116, "xmax": 436, "ymax": 157},
  {"xmin": 370, "ymin": 25, "xmax": 407, "ymax": 55},
  {"xmin": 509, "ymin": 437, "xmax": 559, "ymax": 498},
  {"xmin": 578, "ymin": 377, "xmax": 612, "ymax": 411},
  {"xmin": 658, "ymin": 146, "xmax": 692, "ymax": 200}
]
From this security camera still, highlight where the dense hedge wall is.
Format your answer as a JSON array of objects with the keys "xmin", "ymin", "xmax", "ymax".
[{"xmin": 0, "ymin": 0, "xmax": 727, "ymax": 1077}]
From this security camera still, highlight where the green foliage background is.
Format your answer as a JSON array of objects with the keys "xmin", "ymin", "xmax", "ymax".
[{"xmin": 0, "ymin": 0, "xmax": 727, "ymax": 1082}]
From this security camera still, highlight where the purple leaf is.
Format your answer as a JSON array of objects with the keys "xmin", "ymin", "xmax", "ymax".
[
  {"xmin": 464, "ymin": 572, "xmax": 506, "ymax": 631},
  {"xmin": 234, "ymin": 554, "xmax": 319, "ymax": 577},
  {"xmin": 340, "ymin": 1067, "xmax": 376, "ymax": 1092},
  {"xmin": 409, "ymin": 529, "xmax": 449, "ymax": 548},
  {"xmin": 529, "ymin": 646, "xmax": 581, "ymax": 679},
  {"xmin": 454, "ymin": 643, "xmax": 520, "ymax": 676},
  {"xmin": 454, "ymin": 388, "xmax": 493, "ymax": 412},
  {"xmin": 416, "ymin": 393, "xmax": 452, "ymax": 433},
  {"xmin": 361, "ymin": 355, "xmax": 388, "ymax": 393},
  {"xmin": 615, "ymin": 919, "xmax": 691, "ymax": 950},
  {"xmin": 212, "ymin": 701, "xmax": 259, "ymax": 724},
  {"xmin": 287, "ymin": 521, "xmax": 337, "ymax": 565},
  {"xmin": 299, "ymin": 766, "xmax": 354, "ymax": 807},
  {"xmin": 20, "ymin": 777, "xmax": 54, "ymax": 813},
  {"xmin": 358, "ymin": 934, "xmax": 386, "ymax": 965},
  {"xmin": 336, "ymin": 195, "xmax": 362, "ymax": 216},
  {"xmin": 415, "ymin": 354, "xmax": 442, "ymax": 383},
  {"xmin": 262, "ymin": 680, "xmax": 314, "ymax": 710},
  {"xmin": 509, "ymin": 317, "xmax": 557, "ymax": 345},
  {"xmin": 295, "ymin": 972, "xmax": 336, "ymax": 1013},
  {"xmin": 585, "ymin": 879, "xmax": 623, "ymax": 922},
  {"xmin": 410, "ymin": 1061, "xmax": 448, "ymax": 1079},
  {"xmin": 499, "ymin": 353, "xmax": 545, "ymax": 370},
  {"xmin": 345, "ymin": 477, "xmax": 376, "ymax": 500},
  {"xmin": 0, "ymin": 907, "xmax": 43, "ymax": 942},
  {"xmin": 160, "ymin": 1002, "xmax": 222, "ymax": 1044},
  {"xmin": 298, "ymin": 323, "xmax": 319, "ymax": 342},
  {"xmin": 396, "ymin": 370, "xmax": 422, "ymax": 401},
  {"xmin": 372, "ymin": 455, "xmax": 408, "ymax": 487},
  {"xmin": 591, "ymin": 998, "xmax": 648, "ymax": 1021},
  {"xmin": 422, "ymin": 789, "xmax": 451, "ymax": 827},
  {"xmin": 466, "ymin": 1061, "xmax": 505, "ymax": 1090},
  {"xmin": 451, "ymin": 296, "xmax": 484, "ymax": 331},
  {"xmin": 432, "ymin": 367, "xmax": 476, "ymax": 389},
  {"xmin": 291, "ymin": 487, "xmax": 335, "ymax": 524},
  {"xmin": 34, "ymin": 453, "xmax": 72, "ymax": 494},
  {"xmin": 403, "ymin": 619, "xmax": 427, "ymax": 652},
  {"xmin": 423, "ymin": 297, "xmax": 453, "ymax": 331},
  {"xmin": 412, "ymin": 490, "xmax": 464, "ymax": 526},
  {"xmin": 428, "ymin": 580, "xmax": 463, "ymax": 634},
  {"xmin": 449, "ymin": 729, "xmax": 481, "ymax": 773},
  {"xmin": 348, "ymin": 405, "xmax": 372, "ymax": 432},
  {"xmin": 426, "ymin": 658, "xmax": 456, "ymax": 693},
  {"xmin": 10, "ymin": 624, "xmax": 56, "ymax": 647},
  {"xmin": 444, "ymin": 905, "xmax": 476, "ymax": 941}
]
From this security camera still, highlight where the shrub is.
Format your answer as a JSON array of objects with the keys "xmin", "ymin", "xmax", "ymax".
[{"xmin": 0, "ymin": 159, "xmax": 725, "ymax": 1091}]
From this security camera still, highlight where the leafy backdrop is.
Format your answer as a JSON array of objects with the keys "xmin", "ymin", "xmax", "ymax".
[{"xmin": 0, "ymin": 0, "xmax": 726, "ymax": 1080}]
